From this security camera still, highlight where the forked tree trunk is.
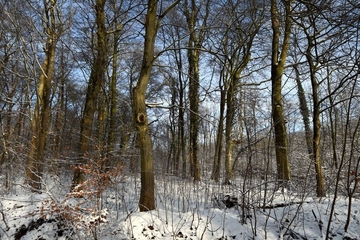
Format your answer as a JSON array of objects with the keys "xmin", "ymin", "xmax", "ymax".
[
  {"xmin": 25, "ymin": 0, "xmax": 57, "ymax": 191},
  {"xmin": 134, "ymin": 0, "xmax": 179, "ymax": 211}
]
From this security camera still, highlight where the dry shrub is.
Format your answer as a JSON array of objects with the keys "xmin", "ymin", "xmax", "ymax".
[{"xmin": 26, "ymin": 157, "xmax": 124, "ymax": 238}]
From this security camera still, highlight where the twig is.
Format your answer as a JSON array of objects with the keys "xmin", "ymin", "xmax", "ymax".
[
  {"xmin": 312, "ymin": 209, "xmax": 323, "ymax": 235},
  {"xmin": 0, "ymin": 210, "xmax": 9, "ymax": 231}
]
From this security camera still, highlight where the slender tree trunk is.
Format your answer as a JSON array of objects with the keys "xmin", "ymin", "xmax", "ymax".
[
  {"xmin": 184, "ymin": 0, "xmax": 209, "ymax": 181},
  {"xmin": 179, "ymin": 86, "xmax": 186, "ymax": 177},
  {"xmin": 72, "ymin": 0, "xmax": 107, "ymax": 190},
  {"xmin": 211, "ymin": 80, "xmax": 225, "ymax": 182},
  {"xmin": 1, "ymin": 84, "xmax": 16, "ymax": 187},
  {"xmin": 294, "ymin": 66, "xmax": 313, "ymax": 156},
  {"xmin": 224, "ymin": 74, "xmax": 237, "ymax": 184},
  {"xmin": 312, "ymin": 82, "xmax": 326, "ymax": 197},
  {"xmin": 270, "ymin": 0, "xmax": 291, "ymax": 183},
  {"xmin": 52, "ymin": 72, "xmax": 65, "ymax": 173},
  {"xmin": 97, "ymin": 85, "xmax": 106, "ymax": 156},
  {"xmin": 327, "ymin": 75, "xmax": 339, "ymax": 169},
  {"xmin": 25, "ymin": 0, "xmax": 57, "ymax": 191},
  {"xmin": 173, "ymin": 41, "xmax": 186, "ymax": 177},
  {"xmin": 187, "ymin": 46, "xmax": 201, "ymax": 181},
  {"xmin": 134, "ymin": 0, "xmax": 180, "ymax": 211},
  {"xmin": 306, "ymin": 47, "xmax": 326, "ymax": 197},
  {"xmin": 107, "ymin": 16, "xmax": 122, "ymax": 165},
  {"xmin": 133, "ymin": 0, "xmax": 157, "ymax": 212}
]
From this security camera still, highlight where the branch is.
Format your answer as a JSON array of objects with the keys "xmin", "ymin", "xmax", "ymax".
[
  {"xmin": 158, "ymin": 0, "xmax": 180, "ymax": 19},
  {"xmin": 156, "ymin": 0, "xmax": 180, "ymax": 30}
]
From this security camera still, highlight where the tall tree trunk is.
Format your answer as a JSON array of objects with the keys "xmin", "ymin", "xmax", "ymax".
[
  {"xmin": 52, "ymin": 70, "xmax": 65, "ymax": 173},
  {"xmin": 72, "ymin": 0, "xmax": 107, "ymax": 190},
  {"xmin": 306, "ymin": 44, "xmax": 326, "ymax": 197},
  {"xmin": 173, "ymin": 36, "xmax": 186, "ymax": 177},
  {"xmin": 294, "ymin": 66, "xmax": 313, "ymax": 156},
  {"xmin": 187, "ymin": 40, "xmax": 201, "ymax": 180},
  {"xmin": 169, "ymin": 76, "xmax": 178, "ymax": 174},
  {"xmin": 224, "ymin": 74, "xmax": 237, "ymax": 184},
  {"xmin": 25, "ymin": 0, "xmax": 58, "ymax": 191},
  {"xmin": 327, "ymin": 77, "xmax": 339, "ymax": 169},
  {"xmin": 211, "ymin": 75, "xmax": 225, "ymax": 182},
  {"xmin": 270, "ymin": 0, "xmax": 291, "ymax": 183},
  {"xmin": 179, "ymin": 80, "xmax": 186, "ymax": 177},
  {"xmin": 107, "ymin": 16, "xmax": 121, "ymax": 159},
  {"xmin": 183, "ymin": 0, "xmax": 209, "ymax": 181},
  {"xmin": 1, "ymin": 83, "xmax": 16, "ymax": 187},
  {"xmin": 97, "ymin": 85, "xmax": 106, "ymax": 156},
  {"xmin": 134, "ymin": 0, "xmax": 179, "ymax": 211}
]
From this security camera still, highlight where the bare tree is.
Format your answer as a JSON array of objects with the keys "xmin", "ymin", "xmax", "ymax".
[
  {"xmin": 133, "ymin": 0, "xmax": 179, "ymax": 211},
  {"xmin": 72, "ymin": 0, "xmax": 108, "ymax": 190},
  {"xmin": 270, "ymin": 0, "xmax": 292, "ymax": 184},
  {"xmin": 183, "ymin": 0, "xmax": 210, "ymax": 181},
  {"xmin": 25, "ymin": 0, "xmax": 61, "ymax": 190}
]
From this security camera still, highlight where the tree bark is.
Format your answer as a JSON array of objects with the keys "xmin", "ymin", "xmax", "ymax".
[
  {"xmin": 211, "ymin": 75, "xmax": 225, "ymax": 182},
  {"xmin": 294, "ymin": 65, "xmax": 313, "ymax": 156},
  {"xmin": 107, "ymin": 12, "xmax": 122, "ymax": 163},
  {"xmin": 306, "ymin": 44, "xmax": 326, "ymax": 197},
  {"xmin": 224, "ymin": 74, "xmax": 237, "ymax": 184},
  {"xmin": 72, "ymin": 0, "xmax": 107, "ymax": 190},
  {"xmin": 25, "ymin": 0, "xmax": 58, "ymax": 191},
  {"xmin": 134, "ymin": 0, "xmax": 179, "ymax": 211},
  {"xmin": 183, "ymin": 0, "xmax": 209, "ymax": 181},
  {"xmin": 270, "ymin": 0, "xmax": 291, "ymax": 183}
]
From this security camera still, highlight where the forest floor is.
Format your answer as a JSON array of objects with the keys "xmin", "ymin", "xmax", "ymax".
[{"xmin": 0, "ymin": 172, "xmax": 359, "ymax": 239}]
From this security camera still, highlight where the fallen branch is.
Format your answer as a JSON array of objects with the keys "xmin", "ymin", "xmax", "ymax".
[{"xmin": 260, "ymin": 201, "xmax": 309, "ymax": 209}]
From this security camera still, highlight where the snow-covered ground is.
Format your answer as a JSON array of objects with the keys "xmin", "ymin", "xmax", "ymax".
[{"xmin": 0, "ymin": 173, "xmax": 359, "ymax": 239}]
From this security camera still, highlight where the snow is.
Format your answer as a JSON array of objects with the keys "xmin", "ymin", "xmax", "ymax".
[{"xmin": 0, "ymin": 174, "xmax": 360, "ymax": 239}]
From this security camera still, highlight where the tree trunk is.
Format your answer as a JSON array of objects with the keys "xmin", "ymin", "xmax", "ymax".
[
  {"xmin": 52, "ymin": 66, "xmax": 65, "ymax": 173},
  {"xmin": 183, "ymin": 0, "xmax": 209, "ymax": 181},
  {"xmin": 188, "ymin": 44, "xmax": 201, "ymax": 181},
  {"xmin": 170, "ymin": 35, "xmax": 186, "ymax": 176},
  {"xmin": 175, "ymin": 40, "xmax": 186, "ymax": 177},
  {"xmin": 211, "ymin": 78, "xmax": 225, "ymax": 182},
  {"xmin": 107, "ymin": 31, "xmax": 119, "ymax": 155},
  {"xmin": 71, "ymin": 0, "xmax": 107, "ymax": 190},
  {"xmin": 134, "ymin": 0, "xmax": 179, "ymax": 211},
  {"xmin": 306, "ymin": 47, "xmax": 326, "ymax": 197},
  {"xmin": 1, "ymin": 83, "xmax": 16, "ymax": 187},
  {"xmin": 270, "ymin": 0, "xmax": 291, "ymax": 183},
  {"xmin": 25, "ymin": 0, "xmax": 57, "ymax": 191},
  {"xmin": 224, "ymin": 74, "xmax": 237, "ymax": 184},
  {"xmin": 179, "ymin": 83, "xmax": 186, "ymax": 177},
  {"xmin": 133, "ymin": 0, "xmax": 157, "ymax": 212},
  {"xmin": 294, "ymin": 65, "xmax": 313, "ymax": 156}
]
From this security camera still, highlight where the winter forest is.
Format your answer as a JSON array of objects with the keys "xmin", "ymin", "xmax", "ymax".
[{"xmin": 1, "ymin": 0, "xmax": 360, "ymax": 239}]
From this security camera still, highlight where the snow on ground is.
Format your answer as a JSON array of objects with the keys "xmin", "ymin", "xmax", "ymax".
[{"xmin": 0, "ymin": 174, "xmax": 360, "ymax": 240}]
